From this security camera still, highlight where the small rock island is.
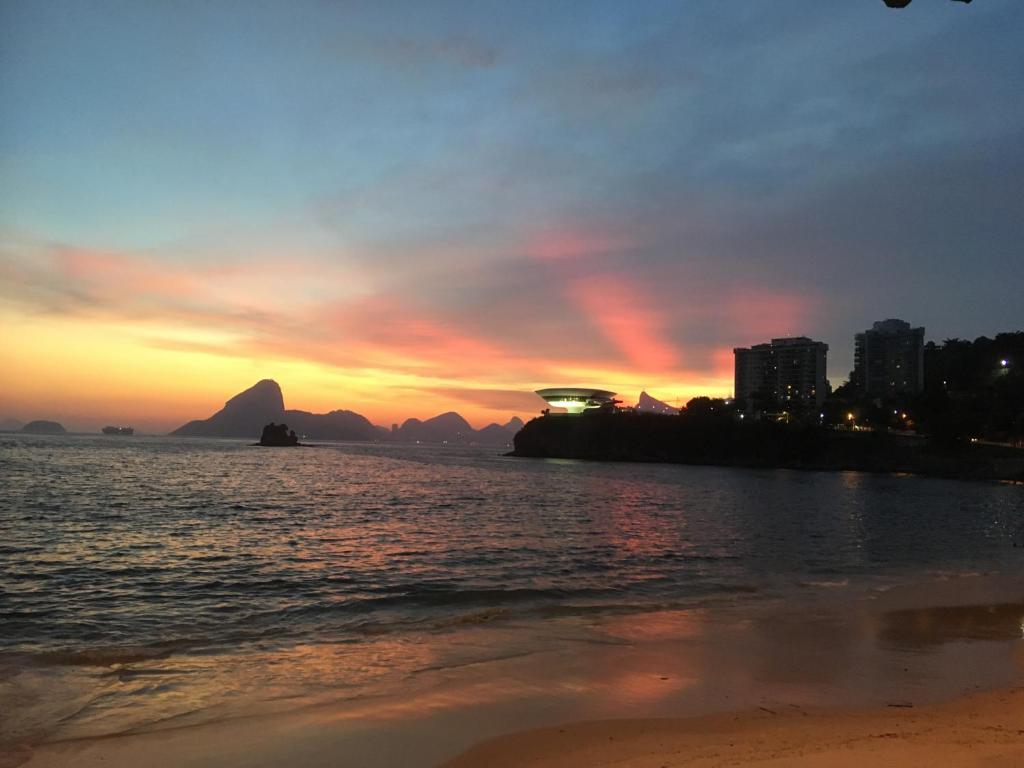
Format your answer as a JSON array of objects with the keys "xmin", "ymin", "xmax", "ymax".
[{"xmin": 259, "ymin": 422, "xmax": 300, "ymax": 446}]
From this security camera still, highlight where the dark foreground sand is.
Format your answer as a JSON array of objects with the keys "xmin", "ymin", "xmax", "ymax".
[{"xmin": 443, "ymin": 687, "xmax": 1024, "ymax": 767}]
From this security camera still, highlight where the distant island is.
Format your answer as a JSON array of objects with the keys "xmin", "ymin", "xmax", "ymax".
[
  {"xmin": 21, "ymin": 420, "xmax": 66, "ymax": 435},
  {"xmin": 171, "ymin": 379, "xmax": 522, "ymax": 445}
]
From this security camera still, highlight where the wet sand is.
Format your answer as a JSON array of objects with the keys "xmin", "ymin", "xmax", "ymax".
[{"xmin": 8, "ymin": 574, "xmax": 1024, "ymax": 768}]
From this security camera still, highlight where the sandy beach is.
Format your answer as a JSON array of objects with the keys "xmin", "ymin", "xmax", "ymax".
[
  {"xmin": 12, "ymin": 684, "xmax": 1024, "ymax": 768},
  {"xmin": 442, "ymin": 687, "xmax": 1024, "ymax": 767}
]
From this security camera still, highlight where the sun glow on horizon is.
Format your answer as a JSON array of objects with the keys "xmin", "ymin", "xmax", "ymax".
[{"xmin": 0, "ymin": 307, "xmax": 733, "ymax": 433}]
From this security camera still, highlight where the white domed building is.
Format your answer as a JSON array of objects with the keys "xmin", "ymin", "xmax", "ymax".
[{"xmin": 534, "ymin": 388, "xmax": 618, "ymax": 415}]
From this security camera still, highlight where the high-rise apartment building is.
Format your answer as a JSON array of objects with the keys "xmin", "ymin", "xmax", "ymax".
[
  {"xmin": 734, "ymin": 336, "xmax": 829, "ymax": 408},
  {"xmin": 851, "ymin": 319, "xmax": 925, "ymax": 396}
]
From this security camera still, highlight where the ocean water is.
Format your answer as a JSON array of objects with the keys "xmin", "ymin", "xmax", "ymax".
[{"xmin": 2, "ymin": 434, "xmax": 1023, "ymax": 751}]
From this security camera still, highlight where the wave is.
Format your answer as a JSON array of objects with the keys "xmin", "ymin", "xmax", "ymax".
[
  {"xmin": 798, "ymin": 579, "xmax": 851, "ymax": 589},
  {"xmin": 17, "ymin": 638, "xmax": 203, "ymax": 668}
]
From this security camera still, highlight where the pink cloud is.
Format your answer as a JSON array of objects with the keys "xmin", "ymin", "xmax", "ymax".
[
  {"xmin": 56, "ymin": 247, "xmax": 204, "ymax": 300},
  {"xmin": 725, "ymin": 289, "xmax": 819, "ymax": 344},
  {"xmin": 566, "ymin": 273, "xmax": 678, "ymax": 372}
]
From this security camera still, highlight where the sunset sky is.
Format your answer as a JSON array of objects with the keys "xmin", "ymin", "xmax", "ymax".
[{"xmin": 2, "ymin": 1, "xmax": 1022, "ymax": 432}]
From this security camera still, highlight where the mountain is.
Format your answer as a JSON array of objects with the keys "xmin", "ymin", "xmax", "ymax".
[
  {"xmin": 475, "ymin": 423, "xmax": 517, "ymax": 444},
  {"xmin": 171, "ymin": 379, "xmax": 523, "ymax": 444},
  {"xmin": 390, "ymin": 412, "xmax": 523, "ymax": 445},
  {"xmin": 281, "ymin": 409, "xmax": 379, "ymax": 442},
  {"xmin": 473, "ymin": 416, "xmax": 525, "ymax": 445},
  {"xmin": 0, "ymin": 417, "xmax": 23, "ymax": 432},
  {"xmin": 171, "ymin": 380, "xmax": 377, "ymax": 441},
  {"xmin": 393, "ymin": 412, "xmax": 473, "ymax": 443},
  {"xmin": 21, "ymin": 420, "xmax": 66, "ymax": 434},
  {"xmin": 636, "ymin": 391, "xmax": 678, "ymax": 415},
  {"xmin": 172, "ymin": 380, "xmax": 285, "ymax": 437}
]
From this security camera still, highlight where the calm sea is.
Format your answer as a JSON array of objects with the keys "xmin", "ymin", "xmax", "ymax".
[{"xmin": 2, "ymin": 433, "xmax": 1023, "ymax": 750}]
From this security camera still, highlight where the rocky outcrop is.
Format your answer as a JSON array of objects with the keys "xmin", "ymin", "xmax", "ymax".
[
  {"xmin": 259, "ymin": 422, "xmax": 299, "ymax": 446},
  {"xmin": 21, "ymin": 420, "xmax": 66, "ymax": 435}
]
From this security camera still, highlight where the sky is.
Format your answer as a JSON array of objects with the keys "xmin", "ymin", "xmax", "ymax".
[{"xmin": 2, "ymin": 0, "xmax": 1022, "ymax": 433}]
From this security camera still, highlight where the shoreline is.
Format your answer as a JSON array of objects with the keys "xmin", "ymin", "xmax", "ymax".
[
  {"xmin": 441, "ymin": 685, "xmax": 1024, "ymax": 767},
  {"xmin": 9, "ymin": 572, "xmax": 1024, "ymax": 768}
]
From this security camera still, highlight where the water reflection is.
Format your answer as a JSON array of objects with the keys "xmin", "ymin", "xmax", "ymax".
[
  {"xmin": 2, "ymin": 436, "xmax": 1024, "ymax": 746},
  {"xmin": 877, "ymin": 602, "xmax": 1024, "ymax": 650}
]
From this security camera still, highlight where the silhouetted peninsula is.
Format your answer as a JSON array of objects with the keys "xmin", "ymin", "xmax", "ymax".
[
  {"xmin": 21, "ymin": 420, "xmax": 66, "ymax": 435},
  {"xmin": 512, "ymin": 413, "xmax": 1024, "ymax": 483}
]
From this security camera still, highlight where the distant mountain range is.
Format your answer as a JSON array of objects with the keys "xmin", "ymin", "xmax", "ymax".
[
  {"xmin": 171, "ymin": 380, "xmax": 523, "ymax": 445},
  {"xmin": 390, "ymin": 412, "xmax": 523, "ymax": 444}
]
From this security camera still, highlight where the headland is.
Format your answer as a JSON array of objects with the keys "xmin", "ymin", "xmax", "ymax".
[{"xmin": 511, "ymin": 412, "xmax": 1024, "ymax": 482}]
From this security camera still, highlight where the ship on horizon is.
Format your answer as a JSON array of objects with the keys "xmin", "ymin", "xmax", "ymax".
[{"xmin": 101, "ymin": 426, "xmax": 134, "ymax": 435}]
